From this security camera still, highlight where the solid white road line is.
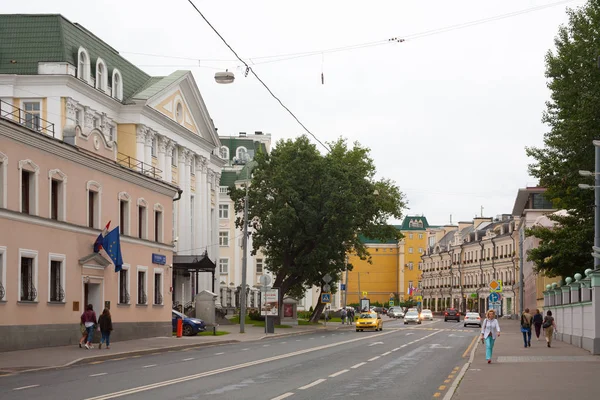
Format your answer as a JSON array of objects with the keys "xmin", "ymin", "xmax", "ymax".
[
  {"xmin": 215, "ymin": 352, "xmax": 225, "ymax": 355},
  {"xmin": 329, "ymin": 369, "xmax": 349, "ymax": 378},
  {"xmin": 142, "ymin": 364, "xmax": 157, "ymax": 368},
  {"xmin": 351, "ymin": 362, "xmax": 367, "ymax": 369},
  {"xmin": 392, "ymin": 347, "xmax": 400, "ymax": 351},
  {"xmin": 90, "ymin": 373, "xmax": 108, "ymax": 377},
  {"xmin": 368, "ymin": 356, "xmax": 380, "ymax": 361},
  {"xmin": 182, "ymin": 358, "xmax": 194, "ymax": 361},
  {"xmin": 263, "ymin": 345, "xmax": 270, "ymax": 347},
  {"xmin": 242, "ymin": 348, "xmax": 250, "ymax": 351},
  {"xmin": 298, "ymin": 378, "xmax": 326, "ymax": 390},
  {"xmin": 271, "ymin": 392, "xmax": 295, "ymax": 400},
  {"xmin": 12, "ymin": 385, "xmax": 39, "ymax": 391},
  {"xmin": 84, "ymin": 329, "xmax": 397, "ymax": 400},
  {"xmin": 381, "ymin": 351, "xmax": 391, "ymax": 356}
]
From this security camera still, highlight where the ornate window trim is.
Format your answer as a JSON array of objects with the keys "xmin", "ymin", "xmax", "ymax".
[
  {"xmin": 19, "ymin": 159, "xmax": 40, "ymax": 216},
  {"xmin": 48, "ymin": 169, "xmax": 67, "ymax": 222},
  {"xmin": 95, "ymin": 58, "xmax": 108, "ymax": 92},
  {"xmin": 77, "ymin": 47, "xmax": 91, "ymax": 83},
  {"xmin": 118, "ymin": 192, "xmax": 131, "ymax": 236},
  {"xmin": 0, "ymin": 151, "xmax": 7, "ymax": 208},
  {"xmin": 153, "ymin": 203, "xmax": 164, "ymax": 243},
  {"xmin": 112, "ymin": 69, "xmax": 123, "ymax": 101},
  {"xmin": 48, "ymin": 253, "xmax": 66, "ymax": 303},
  {"xmin": 18, "ymin": 248, "xmax": 39, "ymax": 302},
  {"xmin": 86, "ymin": 180, "xmax": 103, "ymax": 229}
]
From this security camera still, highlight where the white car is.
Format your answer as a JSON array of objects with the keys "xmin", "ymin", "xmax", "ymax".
[
  {"xmin": 464, "ymin": 312, "xmax": 482, "ymax": 328},
  {"xmin": 420, "ymin": 309, "xmax": 434, "ymax": 321},
  {"xmin": 404, "ymin": 311, "xmax": 421, "ymax": 324}
]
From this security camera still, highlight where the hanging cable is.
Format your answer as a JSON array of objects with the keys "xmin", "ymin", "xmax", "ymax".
[{"xmin": 185, "ymin": 0, "xmax": 331, "ymax": 152}]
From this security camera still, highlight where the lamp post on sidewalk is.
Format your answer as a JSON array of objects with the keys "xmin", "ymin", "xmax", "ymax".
[{"xmin": 578, "ymin": 140, "xmax": 600, "ymax": 271}]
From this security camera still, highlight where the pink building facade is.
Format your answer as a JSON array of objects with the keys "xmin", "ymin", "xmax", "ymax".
[{"xmin": 0, "ymin": 117, "xmax": 178, "ymax": 351}]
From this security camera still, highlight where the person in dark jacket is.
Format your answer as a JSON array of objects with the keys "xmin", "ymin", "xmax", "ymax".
[
  {"xmin": 98, "ymin": 308, "xmax": 113, "ymax": 349},
  {"xmin": 82, "ymin": 304, "xmax": 97, "ymax": 349},
  {"xmin": 532, "ymin": 309, "xmax": 544, "ymax": 341}
]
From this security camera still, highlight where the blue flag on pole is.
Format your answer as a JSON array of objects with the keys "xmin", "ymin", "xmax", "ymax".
[{"xmin": 103, "ymin": 227, "xmax": 123, "ymax": 272}]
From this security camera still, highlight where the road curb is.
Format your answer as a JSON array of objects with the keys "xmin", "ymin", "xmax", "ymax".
[{"xmin": 445, "ymin": 334, "xmax": 480, "ymax": 400}]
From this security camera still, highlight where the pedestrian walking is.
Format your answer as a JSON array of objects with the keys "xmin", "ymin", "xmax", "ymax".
[
  {"xmin": 78, "ymin": 314, "xmax": 88, "ymax": 348},
  {"xmin": 340, "ymin": 308, "xmax": 347, "ymax": 325},
  {"xmin": 348, "ymin": 308, "xmax": 355, "ymax": 323},
  {"xmin": 481, "ymin": 309, "xmax": 501, "ymax": 364},
  {"xmin": 81, "ymin": 304, "xmax": 97, "ymax": 349},
  {"xmin": 98, "ymin": 308, "xmax": 113, "ymax": 350},
  {"xmin": 532, "ymin": 309, "xmax": 543, "ymax": 341},
  {"xmin": 520, "ymin": 308, "xmax": 533, "ymax": 348},
  {"xmin": 542, "ymin": 310, "xmax": 557, "ymax": 348}
]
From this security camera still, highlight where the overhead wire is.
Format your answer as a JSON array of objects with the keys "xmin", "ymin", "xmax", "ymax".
[{"xmin": 185, "ymin": 0, "xmax": 331, "ymax": 153}]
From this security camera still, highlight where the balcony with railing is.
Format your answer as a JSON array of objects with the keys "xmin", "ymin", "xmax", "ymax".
[
  {"xmin": 117, "ymin": 152, "xmax": 162, "ymax": 180},
  {"xmin": 0, "ymin": 100, "xmax": 55, "ymax": 137}
]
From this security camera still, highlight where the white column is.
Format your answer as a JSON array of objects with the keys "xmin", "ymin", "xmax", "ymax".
[
  {"xmin": 214, "ymin": 172, "xmax": 222, "ymax": 300},
  {"xmin": 165, "ymin": 140, "xmax": 174, "ymax": 184},
  {"xmin": 135, "ymin": 125, "xmax": 147, "ymax": 167},
  {"xmin": 144, "ymin": 129, "xmax": 156, "ymax": 171},
  {"xmin": 198, "ymin": 156, "xmax": 209, "ymax": 252},
  {"xmin": 194, "ymin": 156, "xmax": 204, "ymax": 255},
  {"xmin": 157, "ymin": 135, "xmax": 167, "ymax": 181},
  {"xmin": 178, "ymin": 148, "xmax": 190, "ymax": 254}
]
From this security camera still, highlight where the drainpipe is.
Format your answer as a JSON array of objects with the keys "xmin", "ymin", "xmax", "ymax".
[
  {"xmin": 491, "ymin": 236, "xmax": 499, "ymax": 315},
  {"xmin": 510, "ymin": 225, "xmax": 518, "ymax": 318},
  {"xmin": 448, "ymin": 248, "xmax": 455, "ymax": 310},
  {"xmin": 478, "ymin": 240, "xmax": 485, "ymax": 315},
  {"xmin": 459, "ymin": 242, "xmax": 465, "ymax": 314},
  {"xmin": 518, "ymin": 218, "xmax": 525, "ymax": 316},
  {"xmin": 173, "ymin": 188, "xmax": 183, "ymax": 202}
]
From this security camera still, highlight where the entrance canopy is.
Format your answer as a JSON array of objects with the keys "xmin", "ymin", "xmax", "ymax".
[{"xmin": 172, "ymin": 251, "xmax": 216, "ymax": 292}]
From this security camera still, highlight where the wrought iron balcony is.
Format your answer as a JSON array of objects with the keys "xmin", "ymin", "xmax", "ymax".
[
  {"xmin": 119, "ymin": 290, "xmax": 130, "ymax": 305},
  {"xmin": 117, "ymin": 152, "xmax": 162, "ymax": 180},
  {"xmin": 0, "ymin": 100, "xmax": 55, "ymax": 137},
  {"xmin": 0, "ymin": 281, "xmax": 5, "ymax": 301},
  {"xmin": 21, "ymin": 282, "xmax": 37, "ymax": 301},
  {"xmin": 155, "ymin": 292, "xmax": 163, "ymax": 305},
  {"xmin": 50, "ymin": 285, "xmax": 65, "ymax": 302},
  {"xmin": 138, "ymin": 291, "xmax": 147, "ymax": 305}
]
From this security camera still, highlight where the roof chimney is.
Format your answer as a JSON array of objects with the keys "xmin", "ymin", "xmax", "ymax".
[
  {"xmin": 255, "ymin": 131, "xmax": 263, "ymax": 135},
  {"xmin": 239, "ymin": 132, "xmax": 246, "ymax": 137}
]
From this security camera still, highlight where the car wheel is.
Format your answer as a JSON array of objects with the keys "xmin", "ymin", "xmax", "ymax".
[
  {"xmin": 444, "ymin": 319, "xmax": 447, "ymax": 322},
  {"xmin": 183, "ymin": 324, "xmax": 193, "ymax": 336},
  {"xmin": 418, "ymin": 321, "xmax": 421, "ymax": 324},
  {"xmin": 356, "ymin": 329, "xmax": 359, "ymax": 332},
  {"xmin": 464, "ymin": 324, "xmax": 467, "ymax": 327},
  {"xmin": 404, "ymin": 322, "xmax": 408, "ymax": 325}
]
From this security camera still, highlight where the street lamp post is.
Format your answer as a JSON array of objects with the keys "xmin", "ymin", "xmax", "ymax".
[
  {"xmin": 239, "ymin": 191, "xmax": 249, "ymax": 333},
  {"xmin": 578, "ymin": 139, "xmax": 600, "ymax": 270}
]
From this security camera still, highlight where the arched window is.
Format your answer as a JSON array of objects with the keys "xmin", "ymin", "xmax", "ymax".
[
  {"xmin": 220, "ymin": 146, "xmax": 229, "ymax": 160},
  {"xmin": 77, "ymin": 47, "xmax": 90, "ymax": 83},
  {"xmin": 112, "ymin": 69, "xmax": 123, "ymax": 101},
  {"xmin": 96, "ymin": 58, "xmax": 108, "ymax": 92},
  {"xmin": 236, "ymin": 146, "xmax": 247, "ymax": 161}
]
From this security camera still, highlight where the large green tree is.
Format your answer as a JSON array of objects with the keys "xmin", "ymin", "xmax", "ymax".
[
  {"xmin": 525, "ymin": 0, "xmax": 600, "ymax": 278},
  {"xmin": 230, "ymin": 136, "xmax": 406, "ymax": 322}
]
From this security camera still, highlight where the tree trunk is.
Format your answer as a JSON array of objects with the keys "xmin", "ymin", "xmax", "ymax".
[
  {"xmin": 272, "ymin": 273, "xmax": 300, "ymax": 325},
  {"xmin": 309, "ymin": 299, "xmax": 326, "ymax": 323}
]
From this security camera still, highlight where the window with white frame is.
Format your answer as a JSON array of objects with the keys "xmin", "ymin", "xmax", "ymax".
[
  {"xmin": 409, "ymin": 233, "xmax": 413, "ymax": 239},
  {"xmin": 118, "ymin": 265, "xmax": 130, "ymax": 304},
  {"xmin": 236, "ymin": 147, "xmax": 247, "ymax": 161},
  {"xmin": 112, "ymin": 69, "xmax": 123, "ymax": 100},
  {"xmin": 75, "ymin": 108, "xmax": 82, "ymax": 126},
  {"xmin": 256, "ymin": 259, "xmax": 263, "ymax": 274},
  {"xmin": 49, "ymin": 169, "xmax": 67, "ymax": 221},
  {"xmin": 23, "ymin": 101, "xmax": 41, "ymax": 131},
  {"xmin": 153, "ymin": 269, "xmax": 163, "ymax": 305},
  {"xmin": 219, "ymin": 258, "xmax": 229, "ymax": 274},
  {"xmin": 96, "ymin": 58, "xmax": 108, "ymax": 92},
  {"xmin": 190, "ymin": 156, "xmax": 195, "ymax": 176},
  {"xmin": 0, "ymin": 246, "xmax": 6, "ymax": 301},
  {"xmin": 137, "ymin": 266, "xmax": 148, "ymax": 305},
  {"xmin": 220, "ymin": 146, "xmax": 229, "ymax": 160},
  {"xmin": 118, "ymin": 192, "xmax": 131, "ymax": 235},
  {"xmin": 48, "ymin": 254, "xmax": 66, "ymax": 302},
  {"xmin": 86, "ymin": 181, "xmax": 102, "ymax": 229},
  {"xmin": 219, "ymin": 204, "xmax": 229, "ymax": 219},
  {"xmin": 219, "ymin": 231, "xmax": 229, "ymax": 246},
  {"xmin": 408, "ymin": 262, "xmax": 414, "ymax": 271},
  {"xmin": 408, "ymin": 247, "xmax": 413, "ymax": 254},
  {"xmin": 418, "ymin": 262, "xmax": 423, "ymax": 270},
  {"xmin": 19, "ymin": 159, "xmax": 39, "ymax": 216},
  {"xmin": 0, "ymin": 151, "xmax": 7, "ymax": 209},
  {"xmin": 171, "ymin": 147, "xmax": 177, "ymax": 166},
  {"xmin": 418, "ymin": 233, "xmax": 423, "ymax": 239},
  {"xmin": 418, "ymin": 247, "xmax": 423, "ymax": 254},
  {"xmin": 154, "ymin": 204, "xmax": 164, "ymax": 243},
  {"xmin": 77, "ymin": 47, "xmax": 90, "ymax": 82},
  {"xmin": 151, "ymin": 136, "xmax": 157, "ymax": 157},
  {"xmin": 137, "ymin": 198, "xmax": 148, "ymax": 239},
  {"xmin": 19, "ymin": 249, "xmax": 38, "ymax": 302}
]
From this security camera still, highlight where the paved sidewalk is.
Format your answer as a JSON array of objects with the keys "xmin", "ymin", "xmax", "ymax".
[
  {"xmin": 452, "ymin": 319, "xmax": 600, "ymax": 400},
  {"xmin": 0, "ymin": 321, "xmax": 354, "ymax": 375}
]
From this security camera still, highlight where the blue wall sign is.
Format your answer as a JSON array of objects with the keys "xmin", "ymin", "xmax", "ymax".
[
  {"xmin": 152, "ymin": 253, "xmax": 166, "ymax": 265},
  {"xmin": 489, "ymin": 292, "xmax": 500, "ymax": 303}
]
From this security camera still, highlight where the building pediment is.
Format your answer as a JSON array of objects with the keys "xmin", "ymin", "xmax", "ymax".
[
  {"xmin": 132, "ymin": 71, "xmax": 220, "ymax": 148},
  {"xmin": 79, "ymin": 252, "xmax": 111, "ymax": 267}
]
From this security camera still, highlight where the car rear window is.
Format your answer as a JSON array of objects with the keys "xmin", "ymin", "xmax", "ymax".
[
  {"xmin": 360, "ymin": 313, "xmax": 375, "ymax": 319},
  {"xmin": 406, "ymin": 312, "xmax": 418, "ymax": 316}
]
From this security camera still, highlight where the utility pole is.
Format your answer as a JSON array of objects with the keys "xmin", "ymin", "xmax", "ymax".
[
  {"xmin": 357, "ymin": 273, "xmax": 361, "ymax": 306},
  {"xmin": 240, "ymin": 191, "xmax": 248, "ymax": 333},
  {"xmin": 343, "ymin": 256, "xmax": 349, "ymax": 308},
  {"xmin": 595, "ymin": 140, "xmax": 600, "ymax": 270}
]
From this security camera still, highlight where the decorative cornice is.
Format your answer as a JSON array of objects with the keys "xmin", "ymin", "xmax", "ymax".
[
  {"xmin": 19, "ymin": 159, "xmax": 40, "ymax": 174},
  {"xmin": 48, "ymin": 168, "xmax": 68, "ymax": 183},
  {"xmin": 145, "ymin": 129, "xmax": 157, "ymax": 146},
  {"xmin": 157, "ymin": 135, "xmax": 168, "ymax": 154},
  {"xmin": 136, "ymin": 125, "xmax": 148, "ymax": 144},
  {"xmin": 165, "ymin": 139, "xmax": 176, "ymax": 154},
  {"xmin": 0, "ymin": 119, "xmax": 178, "ymax": 197}
]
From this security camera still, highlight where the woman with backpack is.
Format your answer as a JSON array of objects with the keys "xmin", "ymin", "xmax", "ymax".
[
  {"xmin": 98, "ymin": 308, "xmax": 113, "ymax": 349},
  {"xmin": 520, "ymin": 308, "xmax": 533, "ymax": 348},
  {"xmin": 543, "ymin": 310, "xmax": 557, "ymax": 348}
]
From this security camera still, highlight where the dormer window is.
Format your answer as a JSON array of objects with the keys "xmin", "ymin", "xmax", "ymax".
[
  {"xmin": 96, "ymin": 58, "xmax": 108, "ymax": 92},
  {"xmin": 112, "ymin": 69, "xmax": 123, "ymax": 101},
  {"xmin": 77, "ymin": 47, "xmax": 90, "ymax": 83},
  {"xmin": 220, "ymin": 146, "xmax": 229, "ymax": 160},
  {"xmin": 236, "ymin": 147, "xmax": 247, "ymax": 161}
]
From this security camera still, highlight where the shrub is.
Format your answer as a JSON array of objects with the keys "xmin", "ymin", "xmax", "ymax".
[{"xmin": 248, "ymin": 310, "xmax": 265, "ymax": 321}]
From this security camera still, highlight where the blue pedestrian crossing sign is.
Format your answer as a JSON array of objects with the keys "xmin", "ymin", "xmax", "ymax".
[
  {"xmin": 321, "ymin": 293, "xmax": 331, "ymax": 303},
  {"xmin": 340, "ymin": 284, "xmax": 346, "ymax": 291}
]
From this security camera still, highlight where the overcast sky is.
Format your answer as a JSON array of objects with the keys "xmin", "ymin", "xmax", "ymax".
[{"xmin": 3, "ymin": 0, "xmax": 585, "ymax": 225}]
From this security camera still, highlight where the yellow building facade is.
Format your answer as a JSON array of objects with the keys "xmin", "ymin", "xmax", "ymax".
[{"xmin": 400, "ymin": 216, "xmax": 430, "ymax": 300}]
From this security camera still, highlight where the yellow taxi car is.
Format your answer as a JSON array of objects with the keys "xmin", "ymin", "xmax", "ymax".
[{"xmin": 355, "ymin": 311, "xmax": 383, "ymax": 332}]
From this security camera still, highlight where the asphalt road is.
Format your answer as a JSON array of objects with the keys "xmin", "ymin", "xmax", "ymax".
[{"xmin": 0, "ymin": 318, "xmax": 479, "ymax": 400}]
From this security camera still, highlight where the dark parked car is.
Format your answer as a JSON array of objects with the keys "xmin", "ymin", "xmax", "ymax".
[
  {"xmin": 172, "ymin": 310, "xmax": 206, "ymax": 336},
  {"xmin": 444, "ymin": 308, "xmax": 461, "ymax": 322}
]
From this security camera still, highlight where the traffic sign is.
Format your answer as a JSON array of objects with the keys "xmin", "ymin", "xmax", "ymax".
[
  {"xmin": 259, "ymin": 275, "xmax": 271, "ymax": 286},
  {"xmin": 488, "ymin": 292, "xmax": 501, "ymax": 303},
  {"xmin": 321, "ymin": 293, "xmax": 331, "ymax": 303},
  {"xmin": 389, "ymin": 300, "xmax": 394, "ymax": 307},
  {"xmin": 322, "ymin": 274, "xmax": 332, "ymax": 284},
  {"xmin": 415, "ymin": 296, "xmax": 422, "ymax": 302},
  {"xmin": 340, "ymin": 284, "xmax": 346, "ymax": 291},
  {"xmin": 362, "ymin": 291, "xmax": 368, "ymax": 298},
  {"xmin": 470, "ymin": 293, "xmax": 478, "ymax": 298},
  {"xmin": 323, "ymin": 284, "xmax": 331, "ymax": 293},
  {"xmin": 489, "ymin": 280, "xmax": 503, "ymax": 293}
]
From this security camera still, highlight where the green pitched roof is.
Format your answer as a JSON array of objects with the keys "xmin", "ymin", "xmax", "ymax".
[
  {"xmin": 400, "ymin": 216, "xmax": 430, "ymax": 231},
  {"xmin": 0, "ymin": 14, "xmax": 151, "ymax": 101},
  {"xmin": 219, "ymin": 136, "xmax": 267, "ymax": 161},
  {"xmin": 132, "ymin": 71, "xmax": 188, "ymax": 100},
  {"xmin": 219, "ymin": 171, "xmax": 237, "ymax": 188},
  {"xmin": 358, "ymin": 234, "xmax": 398, "ymax": 245}
]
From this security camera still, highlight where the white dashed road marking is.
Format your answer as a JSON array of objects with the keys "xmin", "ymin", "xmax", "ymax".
[
  {"xmin": 182, "ymin": 358, "xmax": 194, "ymax": 361},
  {"xmin": 329, "ymin": 369, "xmax": 349, "ymax": 378},
  {"xmin": 271, "ymin": 393, "xmax": 295, "ymax": 400},
  {"xmin": 298, "ymin": 379, "xmax": 326, "ymax": 390},
  {"xmin": 351, "ymin": 362, "xmax": 366, "ymax": 369},
  {"xmin": 215, "ymin": 352, "xmax": 225, "ymax": 355},
  {"xmin": 381, "ymin": 351, "xmax": 391, "ymax": 356},
  {"xmin": 13, "ymin": 385, "xmax": 39, "ymax": 391},
  {"xmin": 90, "ymin": 373, "xmax": 108, "ymax": 377},
  {"xmin": 142, "ymin": 364, "xmax": 157, "ymax": 368},
  {"xmin": 368, "ymin": 356, "xmax": 380, "ymax": 361}
]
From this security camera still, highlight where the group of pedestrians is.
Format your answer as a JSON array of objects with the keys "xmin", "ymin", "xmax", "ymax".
[
  {"xmin": 481, "ymin": 308, "xmax": 558, "ymax": 364},
  {"xmin": 78, "ymin": 304, "xmax": 113, "ymax": 350},
  {"xmin": 340, "ymin": 307, "xmax": 355, "ymax": 324}
]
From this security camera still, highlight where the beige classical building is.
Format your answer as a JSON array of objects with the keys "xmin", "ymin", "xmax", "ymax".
[{"xmin": 422, "ymin": 215, "xmax": 519, "ymax": 316}]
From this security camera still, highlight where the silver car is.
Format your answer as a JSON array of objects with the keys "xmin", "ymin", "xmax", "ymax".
[
  {"xmin": 388, "ymin": 307, "xmax": 404, "ymax": 318},
  {"xmin": 463, "ymin": 312, "xmax": 482, "ymax": 328},
  {"xmin": 404, "ymin": 311, "xmax": 421, "ymax": 324},
  {"xmin": 420, "ymin": 309, "xmax": 434, "ymax": 321}
]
